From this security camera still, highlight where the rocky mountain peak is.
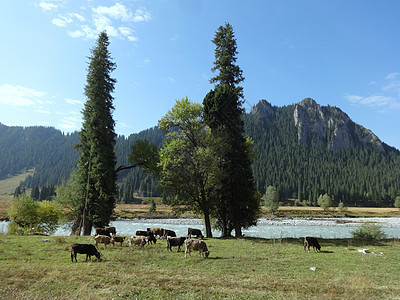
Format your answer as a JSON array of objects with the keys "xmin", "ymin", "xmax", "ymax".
[
  {"xmin": 250, "ymin": 99, "xmax": 276, "ymax": 121},
  {"xmin": 293, "ymin": 98, "xmax": 383, "ymax": 151}
]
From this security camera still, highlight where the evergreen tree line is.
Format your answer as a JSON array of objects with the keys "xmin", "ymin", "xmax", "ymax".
[
  {"xmin": 244, "ymin": 104, "xmax": 400, "ymax": 206},
  {"xmin": 3, "ymin": 102, "xmax": 400, "ymax": 207},
  {"xmin": 14, "ymin": 185, "xmax": 56, "ymax": 201}
]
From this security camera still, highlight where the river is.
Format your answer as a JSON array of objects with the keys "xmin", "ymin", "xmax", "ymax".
[{"xmin": 2, "ymin": 217, "xmax": 400, "ymax": 239}]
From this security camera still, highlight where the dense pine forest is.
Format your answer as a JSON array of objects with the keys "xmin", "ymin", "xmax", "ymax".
[{"xmin": 1, "ymin": 98, "xmax": 399, "ymax": 207}]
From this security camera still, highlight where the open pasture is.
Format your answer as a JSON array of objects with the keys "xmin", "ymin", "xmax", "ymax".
[{"xmin": 1, "ymin": 235, "xmax": 400, "ymax": 299}]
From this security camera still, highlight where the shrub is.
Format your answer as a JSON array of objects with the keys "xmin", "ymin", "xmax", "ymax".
[
  {"xmin": 317, "ymin": 194, "xmax": 332, "ymax": 211},
  {"xmin": 351, "ymin": 222, "xmax": 387, "ymax": 242},
  {"xmin": 394, "ymin": 196, "xmax": 400, "ymax": 210},
  {"xmin": 338, "ymin": 202, "xmax": 348, "ymax": 214},
  {"xmin": 8, "ymin": 195, "xmax": 62, "ymax": 235}
]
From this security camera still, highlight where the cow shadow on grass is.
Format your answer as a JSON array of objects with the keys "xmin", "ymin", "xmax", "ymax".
[{"xmin": 318, "ymin": 250, "xmax": 334, "ymax": 254}]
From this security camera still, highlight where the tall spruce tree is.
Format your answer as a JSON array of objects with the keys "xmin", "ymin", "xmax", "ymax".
[
  {"xmin": 203, "ymin": 23, "xmax": 259, "ymax": 237},
  {"xmin": 71, "ymin": 31, "xmax": 117, "ymax": 236}
]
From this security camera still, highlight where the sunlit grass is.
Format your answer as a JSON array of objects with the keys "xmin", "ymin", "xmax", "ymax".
[{"xmin": 1, "ymin": 235, "xmax": 400, "ymax": 299}]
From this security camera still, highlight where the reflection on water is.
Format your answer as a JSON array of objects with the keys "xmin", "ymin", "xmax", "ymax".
[{"xmin": 2, "ymin": 217, "xmax": 400, "ymax": 239}]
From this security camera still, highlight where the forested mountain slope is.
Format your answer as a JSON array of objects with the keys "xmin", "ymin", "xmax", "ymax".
[
  {"xmin": 1, "ymin": 97, "xmax": 399, "ymax": 206},
  {"xmin": 244, "ymin": 98, "xmax": 400, "ymax": 206}
]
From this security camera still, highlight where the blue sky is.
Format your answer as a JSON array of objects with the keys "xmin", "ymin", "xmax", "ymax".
[{"xmin": 0, "ymin": 1, "xmax": 399, "ymax": 150}]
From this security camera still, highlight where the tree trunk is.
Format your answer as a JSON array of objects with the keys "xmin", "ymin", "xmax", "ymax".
[
  {"xmin": 204, "ymin": 212, "xmax": 213, "ymax": 238},
  {"xmin": 234, "ymin": 223, "xmax": 242, "ymax": 238},
  {"xmin": 70, "ymin": 214, "xmax": 82, "ymax": 236}
]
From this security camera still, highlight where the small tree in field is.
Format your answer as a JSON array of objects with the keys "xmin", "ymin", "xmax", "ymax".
[
  {"xmin": 338, "ymin": 202, "xmax": 348, "ymax": 214},
  {"xmin": 317, "ymin": 193, "xmax": 332, "ymax": 211},
  {"xmin": 394, "ymin": 196, "xmax": 400, "ymax": 210},
  {"xmin": 8, "ymin": 195, "xmax": 62, "ymax": 235},
  {"xmin": 263, "ymin": 186, "xmax": 280, "ymax": 215}
]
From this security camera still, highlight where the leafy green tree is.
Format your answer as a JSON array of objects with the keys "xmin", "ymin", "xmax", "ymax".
[
  {"xmin": 204, "ymin": 23, "xmax": 259, "ymax": 237},
  {"xmin": 263, "ymin": 186, "xmax": 280, "ymax": 215},
  {"xmin": 158, "ymin": 97, "xmax": 217, "ymax": 238},
  {"xmin": 149, "ymin": 199, "xmax": 156, "ymax": 214},
  {"xmin": 8, "ymin": 194, "xmax": 61, "ymax": 235},
  {"xmin": 71, "ymin": 31, "xmax": 117, "ymax": 235},
  {"xmin": 338, "ymin": 202, "xmax": 348, "ymax": 214},
  {"xmin": 318, "ymin": 193, "xmax": 333, "ymax": 211},
  {"xmin": 394, "ymin": 196, "xmax": 400, "ymax": 210}
]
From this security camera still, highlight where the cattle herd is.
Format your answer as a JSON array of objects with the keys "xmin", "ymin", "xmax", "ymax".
[
  {"xmin": 70, "ymin": 226, "xmax": 210, "ymax": 262},
  {"xmin": 71, "ymin": 226, "xmax": 321, "ymax": 262}
]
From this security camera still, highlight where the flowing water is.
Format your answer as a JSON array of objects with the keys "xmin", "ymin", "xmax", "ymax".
[{"xmin": 2, "ymin": 217, "xmax": 400, "ymax": 238}]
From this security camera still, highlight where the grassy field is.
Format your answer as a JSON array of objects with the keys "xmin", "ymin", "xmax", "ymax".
[
  {"xmin": 0, "ymin": 235, "xmax": 399, "ymax": 299},
  {"xmin": 0, "ymin": 169, "xmax": 34, "ymax": 196}
]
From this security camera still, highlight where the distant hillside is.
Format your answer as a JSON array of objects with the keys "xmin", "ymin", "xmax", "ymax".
[
  {"xmin": 244, "ymin": 98, "xmax": 400, "ymax": 206},
  {"xmin": 1, "ymin": 98, "xmax": 400, "ymax": 206}
]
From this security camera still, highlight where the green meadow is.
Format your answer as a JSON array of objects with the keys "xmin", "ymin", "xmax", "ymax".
[{"xmin": 0, "ymin": 235, "xmax": 399, "ymax": 299}]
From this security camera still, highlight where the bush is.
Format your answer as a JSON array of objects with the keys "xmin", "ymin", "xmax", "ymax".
[
  {"xmin": 8, "ymin": 195, "xmax": 62, "ymax": 235},
  {"xmin": 317, "ymin": 194, "xmax": 332, "ymax": 211},
  {"xmin": 394, "ymin": 196, "xmax": 400, "ymax": 210},
  {"xmin": 351, "ymin": 222, "xmax": 387, "ymax": 242}
]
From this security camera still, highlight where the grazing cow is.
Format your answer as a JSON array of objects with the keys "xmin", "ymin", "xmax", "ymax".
[
  {"xmin": 163, "ymin": 229, "xmax": 176, "ymax": 239},
  {"xmin": 184, "ymin": 239, "xmax": 210, "ymax": 258},
  {"xmin": 111, "ymin": 236, "xmax": 125, "ymax": 247},
  {"xmin": 105, "ymin": 226, "xmax": 116, "ymax": 236},
  {"xmin": 71, "ymin": 243, "xmax": 101, "ymax": 262},
  {"xmin": 94, "ymin": 234, "xmax": 114, "ymax": 249},
  {"xmin": 166, "ymin": 237, "xmax": 186, "ymax": 252},
  {"xmin": 95, "ymin": 227, "xmax": 111, "ymax": 237},
  {"xmin": 128, "ymin": 236, "xmax": 147, "ymax": 250},
  {"xmin": 304, "ymin": 236, "xmax": 321, "ymax": 252},
  {"xmin": 187, "ymin": 228, "xmax": 204, "ymax": 239},
  {"xmin": 147, "ymin": 228, "xmax": 164, "ymax": 238},
  {"xmin": 136, "ymin": 230, "xmax": 157, "ymax": 244}
]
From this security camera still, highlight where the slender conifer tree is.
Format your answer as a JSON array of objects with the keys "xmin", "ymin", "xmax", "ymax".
[{"xmin": 71, "ymin": 31, "xmax": 117, "ymax": 235}]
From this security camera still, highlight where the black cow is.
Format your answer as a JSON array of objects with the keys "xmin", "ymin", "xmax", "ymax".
[
  {"xmin": 187, "ymin": 227, "xmax": 204, "ymax": 239},
  {"xmin": 135, "ymin": 230, "xmax": 157, "ymax": 244},
  {"xmin": 95, "ymin": 227, "xmax": 111, "ymax": 237},
  {"xmin": 166, "ymin": 237, "xmax": 187, "ymax": 252},
  {"xmin": 71, "ymin": 243, "xmax": 101, "ymax": 262},
  {"xmin": 304, "ymin": 236, "xmax": 321, "ymax": 252},
  {"xmin": 105, "ymin": 226, "xmax": 116, "ymax": 235}
]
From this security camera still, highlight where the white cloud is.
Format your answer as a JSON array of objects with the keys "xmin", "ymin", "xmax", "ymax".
[
  {"xmin": 72, "ymin": 13, "xmax": 85, "ymax": 22},
  {"xmin": 93, "ymin": 3, "xmax": 133, "ymax": 22},
  {"xmin": 142, "ymin": 57, "xmax": 150, "ymax": 65},
  {"xmin": 39, "ymin": 2, "xmax": 58, "ymax": 11},
  {"xmin": 35, "ymin": 109, "xmax": 52, "ymax": 114},
  {"xmin": 346, "ymin": 72, "xmax": 400, "ymax": 111},
  {"xmin": 40, "ymin": 2, "xmax": 151, "ymax": 42},
  {"xmin": 0, "ymin": 84, "xmax": 46, "ymax": 106},
  {"xmin": 345, "ymin": 94, "xmax": 400, "ymax": 110},
  {"xmin": 59, "ymin": 114, "xmax": 82, "ymax": 130},
  {"xmin": 51, "ymin": 15, "xmax": 73, "ymax": 27},
  {"xmin": 167, "ymin": 77, "xmax": 176, "ymax": 83},
  {"xmin": 133, "ymin": 9, "xmax": 151, "ymax": 22},
  {"xmin": 386, "ymin": 72, "xmax": 400, "ymax": 80},
  {"xmin": 65, "ymin": 98, "xmax": 83, "ymax": 105},
  {"xmin": 119, "ymin": 27, "xmax": 138, "ymax": 41}
]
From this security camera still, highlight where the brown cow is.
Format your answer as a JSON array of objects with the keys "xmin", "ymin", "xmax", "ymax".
[
  {"xmin": 184, "ymin": 239, "xmax": 210, "ymax": 258},
  {"xmin": 94, "ymin": 235, "xmax": 114, "ymax": 249},
  {"xmin": 187, "ymin": 228, "xmax": 204, "ymax": 239},
  {"xmin": 304, "ymin": 236, "xmax": 321, "ymax": 252},
  {"xmin": 163, "ymin": 229, "xmax": 176, "ymax": 239}
]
